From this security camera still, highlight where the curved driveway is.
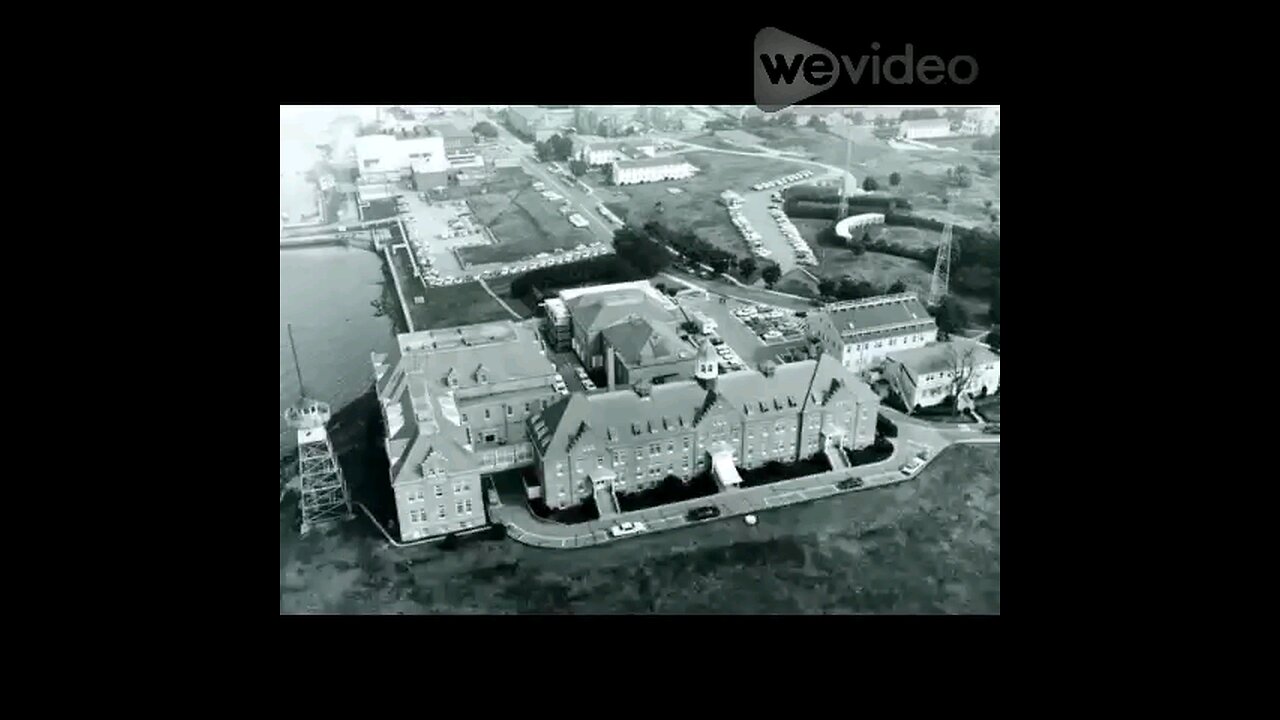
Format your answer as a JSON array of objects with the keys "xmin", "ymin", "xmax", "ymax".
[{"xmin": 490, "ymin": 409, "xmax": 996, "ymax": 550}]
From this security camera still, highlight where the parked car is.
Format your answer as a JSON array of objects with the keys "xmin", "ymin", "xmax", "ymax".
[
  {"xmin": 984, "ymin": 423, "xmax": 1001, "ymax": 434},
  {"xmin": 609, "ymin": 521, "xmax": 648, "ymax": 537},
  {"xmin": 837, "ymin": 477, "xmax": 864, "ymax": 490},
  {"xmin": 899, "ymin": 457, "xmax": 926, "ymax": 476},
  {"xmin": 687, "ymin": 506, "xmax": 721, "ymax": 521}
]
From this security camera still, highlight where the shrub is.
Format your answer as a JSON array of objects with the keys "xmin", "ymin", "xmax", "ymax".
[{"xmin": 876, "ymin": 414, "xmax": 899, "ymax": 438}]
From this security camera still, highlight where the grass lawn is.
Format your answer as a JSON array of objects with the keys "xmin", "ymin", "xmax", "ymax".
[
  {"xmin": 609, "ymin": 151, "xmax": 816, "ymax": 259},
  {"xmin": 772, "ymin": 268, "xmax": 820, "ymax": 298},
  {"xmin": 738, "ymin": 455, "xmax": 832, "ymax": 488},
  {"xmin": 387, "ymin": 245, "xmax": 514, "ymax": 330},
  {"xmin": 281, "ymin": 443, "xmax": 999, "ymax": 613},
  {"xmin": 455, "ymin": 170, "xmax": 590, "ymax": 267}
]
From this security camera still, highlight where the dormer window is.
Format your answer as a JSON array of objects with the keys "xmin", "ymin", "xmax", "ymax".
[
  {"xmin": 445, "ymin": 368, "xmax": 459, "ymax": 388},
  {"xmin": 475, "ymin": 364, "xmax": 489, "ymax": 384}
]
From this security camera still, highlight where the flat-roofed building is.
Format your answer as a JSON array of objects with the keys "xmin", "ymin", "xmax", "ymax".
[
  {"xmin": 610, "ymin": 157, "xmax": 697, "ymax": 186},
  {"xmin": 883, "ymin": 338, "xmax": 1000, "ymax": 411},
  {"xmin": 355, "ymin": 134, "xmax": 448, "ymax": 184},
  {"xmin": 899, "ymin": 118, "xmax": 952, "ymax": 140},
  {"xmin": 807, "ymin": 293, "xmax": 938, "ymax": 372},
  {"xmin": 370, "ymin": 320, "xmax": 563, "ymax": 541}
]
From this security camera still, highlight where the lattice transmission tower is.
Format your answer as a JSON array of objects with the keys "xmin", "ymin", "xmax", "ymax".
[
  {"xmin": 283, "ymin": 323, "xmax": 352, "ymax": 534},
  {"xmin": 929, "ymin": 222, "xmax": 954, "ymax": 307}
]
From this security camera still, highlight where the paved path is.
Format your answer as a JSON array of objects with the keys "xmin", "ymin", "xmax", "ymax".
[
  {"xmin": 671, "ymin": 139, "xmax": 858, "ymax": 188},
  {"xmin": 476, "ymin": 277, "xmax": 523, "ymax": 320},
  {"xmin": 489, "ymin": 412, "xmax": 988, "ymax": 550}
]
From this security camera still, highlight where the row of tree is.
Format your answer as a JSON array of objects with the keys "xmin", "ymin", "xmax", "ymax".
[
  {"xmin": 642, "ymin": 221, "xmax": 738, "ymax": 276},
  {"xmin": 534, "ymin": 134, "xmax": 575, "ymax": 163}
]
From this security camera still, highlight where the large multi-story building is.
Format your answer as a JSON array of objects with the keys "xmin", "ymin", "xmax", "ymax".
[
  {"xmin": 600, "ymin": 315, "xmax": 696, "ymax": 389},
  {"xmin": 371, "ymin": 320, "xmax": 563, "ymax": 541},
  {"xmin": 807, "ymin": 293, "xmax": 938, "ymax": 373},
  {"xmin": 883, "ymin": 338, "xmax": 1000, "ymax": 411},
  {"xmin": 575, "ymin": 106, "xmax": 643, "ymax": 136},
  {"xmin": 959, "ymin": 106, "xmax": 1000, "ymax": 136},
  {"xmin": 506, "ymin": 106, "xmax": 577, "ymax": 141},
  {"xmin": 528, "ymin": 344, "xmax": 880, "ymax": 510},
  {"xmin": 355, "ymin": 134, "xmax": 448, "ymax": 184},
  {"xmin": 580, "ymin": 140, "xmax": 657, "ymax": 166},
  {"xmin": 610, "ymin": 157, "xmax": 698, "ymax": 185}
]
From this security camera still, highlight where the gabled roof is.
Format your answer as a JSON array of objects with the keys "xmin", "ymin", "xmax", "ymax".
[
  {"xmin": 565, "ymin": 288, "xmax": 676, "ymax": 336},
  {"xmin": 601, "ymin": 316, "xmax": 693, "ymax": 367},
  {"xmin": 819, "ymin": 293, "xmax": 936, "ymax": 342},
  {"xmin": 395, "ymin": 321, "xmax": 557, "ymax": 392},
  {"xmin": 886, "ymin": 339, "xmax": 1000, "ymax": 382}
]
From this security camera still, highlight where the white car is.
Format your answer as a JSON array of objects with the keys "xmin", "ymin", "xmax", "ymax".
[
  {"xmin": 610, "ymin": 521, "xmax": 648, "ymax": 538},
  {"xmin": 900, "ymin": 457, "xmax": 927, "ymax": 476}
]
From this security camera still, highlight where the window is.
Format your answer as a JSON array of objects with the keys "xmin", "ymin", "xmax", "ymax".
[
  {"xmin": 456, "ymin": 501, "xmax": 465, "ymax": 514},
  {"xmin": 410, "ymin": 509, "xmax": 419, "ymax": 522},
  {"xmin": 556, "ymin": 463, "xmax": 564, "ymax": 476},
  {"xmin": 525, "ymin": 402, "xmax": 530, "ymax": 413},
  {"xmin": 507, "ymin": 406, "xmax": 514, "ymax": 417},
  {"xmin": 465, "ymin": 499, "xmax": 473, "ymax": 514},
  {"xmin": 454, "ymin": 482, "xmax": 462, "ymax": 494},
  {"xmin": 434, "ymin": 484, "xmax": 443, "ymax": 497},
  {"xmin": 461, "ymin": 413, "xmax": 468, "ymax": 424},
  {"xmin": 667, "ymin": 441, "xmax": 674, "ymax": 453},
  {"xmin": 438, "ymin": 506, "xmax": 446, "ymax": 519},
  {"xmin": 484, "ymin": 408, "xmax": 491, "ymax": 420},
  {"xmin": 650, "ymin": 443, "xmax": 661, "ymax": 454},
  {"xmin": 636, "ymin": 449, "xmax": 644, "ymax": 460},
  {"xmin": 683, "ymin": 437, "xmax": 690, "ymax": 450},
  {"xmin": 597, "ymin": 456, "xmax": 603, "ymax": 468}
]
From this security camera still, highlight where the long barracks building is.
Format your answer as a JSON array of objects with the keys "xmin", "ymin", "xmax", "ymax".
[{"xmin": 807, "ymin": 293, "xmax": 938, "ymax": 373}]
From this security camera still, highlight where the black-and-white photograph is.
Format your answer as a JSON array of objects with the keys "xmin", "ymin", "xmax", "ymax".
[{"xmin": 280, "ymin": 102, "xmax": 1001, "ymax": 614}]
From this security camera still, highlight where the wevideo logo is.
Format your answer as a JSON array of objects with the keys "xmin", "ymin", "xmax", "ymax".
[{"xmin": 754, "ymin": 28, "xmax": 979, "ymax": 111}]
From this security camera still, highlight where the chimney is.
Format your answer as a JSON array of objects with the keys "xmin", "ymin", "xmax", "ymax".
[
  {"xmin": 759, "ymin": 361, "xmax": 777, "ymax": 378},
  {"xmin": 606, "ymin": 345, "xmax": 616, "ymax": 391},
  {"xmin": 634, "ymin": 380, "xmax": 652, "ymax": 399}
]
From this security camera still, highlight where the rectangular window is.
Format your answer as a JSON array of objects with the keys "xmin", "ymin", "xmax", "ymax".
[
  {"xmin": 597, "ymin": 456, "xmax": 603, "ymax": 468},
  {"xmin": 485, "ymin": 408, "xmax": 491, "ymax": 420},
  {"xmin": 454, "ymin": 482, "xmax": 462, "ymax": 494},
  {"xmin": 525, "ymin": 403, "xmax": 530, "ymax": 413},
  {"xmin": 683, "ymin": 437, "xmax": 690, "ymax": 450},
  {"xmin": 456, "ymin": 501, "xmax": 465, "ymax": 514},
  {"xmin": 438, "ymin": 506, "xmax": 446, "ymax": 519},
  {"xmin": 465, "ymin": 499, "xmax": 473, "ymax": 514},
  {"xmin": 556, "ymin": 463, "xmax": 564, "ymax": 476},
  {"xmin": 434, "ymin": 484, "xmax": 443, "ymax": 497},
  {"xmin": 636, "ymin": 449, "xmax": 643, "ymax": 460},
  {"xmin": 461, "ymin": 413, "xmax": 468, "ymax": 424},
  {"xmin": 410, "ymin": 509, "xmax": 419, "ymax": 522},
  {"xmin": 650, "ymin": 443, "xmax": 661, "ymax": 454}
]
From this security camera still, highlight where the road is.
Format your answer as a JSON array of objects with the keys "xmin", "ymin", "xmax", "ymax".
[
  {"xmin": 477, "ymin": 278, "xmax": 523, "ymax": 320},
  {"xmin": 670, "ymin": 138, "xmax": 858, "ymax": 188},
  {"xmin": 490, "ymin": 412, "xmax": 990, "ymax": 550},
  {"xmin": 489, "ymin": 123, "xmax": 617, "ymax": 245}
]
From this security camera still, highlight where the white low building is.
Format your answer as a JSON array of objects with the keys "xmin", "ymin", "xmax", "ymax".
[
  {"xmin": 355, "ymin": 134, "xmax": 448, "ymax": 182},
  {"xmin": 899, "ymin": 118, "xmax": 952, "ymax": 140},
  {"xmin": 883, "ymin": 339, "xmax": 1000, "ymax": 411},
  {"xmin": 807, "ymin": 293, "xmax": 938, "ymax": 372},
  {"xmin": 611, "ymin": 157, "xmax": 697, "ymax": 186}
]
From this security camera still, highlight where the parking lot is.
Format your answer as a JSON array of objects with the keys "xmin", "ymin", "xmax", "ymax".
[{"xmin": 401, "ymin": 194, "xmax": 489, "ymax": 279}]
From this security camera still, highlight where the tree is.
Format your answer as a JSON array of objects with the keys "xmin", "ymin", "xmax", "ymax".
[
  {"xmin": 932, "ymin": 297, "xmax": 970, "ymax": 337},
  {"xmin": 807, "ymin": 115, "xmax": 828, "ymax": 132},
  {"xmin": 709, "ymin": 257, "xmax": 732, "ymax": 275},
  {"xmin": 851, "ymin": 111, "xmax": 865, "ymax": 125},
  {"xmin": 777, "ymin": 112, "xmax": 798, "ymax": 127},
  {"xmin": 863, "ymin": 177, "xmax": 879, "ymax": 192},
  {"xmin": 738, "ymin": 256, "xmax": 758, "ymax": 278},
  {"xmin": 603, "ymin": 164, "xmax": 614, "ymax": 185},
  {"xmin": 988, "ymin": 280, "xmax": 1000, "ymax": 324},
  {"xmin": 569, "ymin": 159, "xmax": 588, "ymax": 177},
  {"xmin": 534, "ymin": 140, "xmax": 550, "ymax": 162},
  {"xmin": 888, "ymin": 280, "xmax": 908, "ymax": 293},
  {"xmin": 681, "ymin": 320, "xmax": 701, "ymax": 334},
  {"xmin": 849, "ymin": 233, "xmax": 867, "ymax": 255},
  {"xmin": 818, "ymin": 278, "xmax": 837, "ymax": 298},
  {"xmin": 612, "ymin": 226, "xmax": 670, "ymax": 277},
  {"xmin": 889, "ymin": 172, "xmax": 901, "ymax": 187},
  {"xmin": 472, "ymin": 121, "xmax": 499, "ymax": 138},
  {"xmin": 943, "ymin": 342, "xmax": 980, "ymax": 405},
  {"xmin": 548, "ymin": 134, "xmax": 574, "ymax": 162},
  {"xmin": 761, "ymin": 264, "xmax": 782, "ymax": 287}
]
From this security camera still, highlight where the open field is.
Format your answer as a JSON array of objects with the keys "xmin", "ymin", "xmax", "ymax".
[
  {"xmin": 387, "ymin": 244, "xmax": 516, "ymax": 330},
  {"xmin": 280, "ymin": 443, "xmax": 1000, "ymax": 614},
  {"xmin": 750, "ymin": 127, "xmax": 1000, "ymax": 230},
  {"xmin": 456, "ymin": 170, "xmax": 592, "ymax": 266},
  {"xmin": 607, "ymin": 152, "xmax": 811, "ymax": 258}
]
